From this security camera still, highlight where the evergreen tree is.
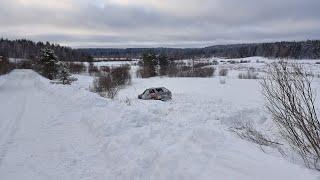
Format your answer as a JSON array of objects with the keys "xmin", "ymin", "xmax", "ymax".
[
  {"xmin": 58, "ymin": 62, "xmax": 73, "ymax": 85},
  {"xmin": 158, "ymin": 53, "xmax": 169, "ymax": 76},
  {"xmin": 141, "ymin": 51, "xmax": 157, "ymax": 77},
  {"xmin": 38, "ymin": 48, "xmax": 59, "ymax": 80}
]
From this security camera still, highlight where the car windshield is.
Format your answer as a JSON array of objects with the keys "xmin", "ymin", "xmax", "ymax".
[{"xmin": 143, "ymin": 89, "xmax": 149, "ymax": 94}]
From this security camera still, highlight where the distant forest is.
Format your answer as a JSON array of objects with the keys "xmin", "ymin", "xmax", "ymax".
[
  {"xmin": 0, "ymin": 39, "xmax": 92, "ymax": 62},
  {"xmin": 1, "ymin": 39, "xmax": 320, "ymax": 61},
  {"xmin": 80, "ymin": 40, "xmax": 320, "ymax": 60}
]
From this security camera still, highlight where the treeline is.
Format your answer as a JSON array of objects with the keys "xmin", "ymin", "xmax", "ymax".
[
  {"xmin": 80, "ymin": 40, "xmax": 320, "ymax": 60},
  {"xmin": 79, "ymin": 48, "xmax": 201, "ymax": 60},
  {"xmin": 0, "ymin": 39, "xmax": 92, "ymax": 62},
  {"xmin": 136, "ymin": 52, "xmax": 215, "ymax": 78},
  {"xmin": 204, "ymin": 40, "xmax": 320, "ymax": 59}
]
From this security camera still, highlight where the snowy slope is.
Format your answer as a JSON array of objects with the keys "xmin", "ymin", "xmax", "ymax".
[{"xmin": 0, "ymin": 70, "xmax": 318, "ymax": 180}]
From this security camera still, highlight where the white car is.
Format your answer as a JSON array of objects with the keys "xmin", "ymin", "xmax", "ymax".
[{"xmin": 138, "ymin": 87, "xmax": 172, "ymax": 101}]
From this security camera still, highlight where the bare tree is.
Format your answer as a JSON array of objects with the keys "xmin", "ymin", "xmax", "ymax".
[{"xmin": 261, "ymin": 61, "xmax": 320, "ymax": 170}]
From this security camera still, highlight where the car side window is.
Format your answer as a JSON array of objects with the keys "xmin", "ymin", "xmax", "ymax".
[{"xmin": 156, "ymin": 88, "xmax": 163, "ymax": 92}]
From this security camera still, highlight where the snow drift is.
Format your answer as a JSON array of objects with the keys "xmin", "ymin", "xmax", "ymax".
[{"xmin": 0, "ymin": 70, "xmax": 318, "ymax": 180}]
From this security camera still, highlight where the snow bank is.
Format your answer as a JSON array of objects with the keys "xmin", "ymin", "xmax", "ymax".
[{"xmin": 0, "ymin": 70, "xmax": 318, "ymax": 180}]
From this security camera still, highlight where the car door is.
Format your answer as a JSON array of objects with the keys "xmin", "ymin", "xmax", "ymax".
[{"xmin": 149, "ymin": 89, "xmax": 157, "ymax": 99}]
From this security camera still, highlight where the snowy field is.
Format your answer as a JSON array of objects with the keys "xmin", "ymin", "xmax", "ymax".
[{"xmin": 1, "ymin": 57, "xmax": 320, "ymax": 179}]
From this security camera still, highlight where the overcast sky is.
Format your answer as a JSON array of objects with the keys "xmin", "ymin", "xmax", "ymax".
[{"xmin": 0, "ymin": 0, "xmax": 319, "ymax": 48}]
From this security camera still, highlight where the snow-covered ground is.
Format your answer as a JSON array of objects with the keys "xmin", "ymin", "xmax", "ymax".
[
  {"xmin": 93, "ymin": 60, "xmax": 138, "ymax": 67},
  {"xmin": 1, "ymin": 57, "xmax": 320, "ymax": 179}
]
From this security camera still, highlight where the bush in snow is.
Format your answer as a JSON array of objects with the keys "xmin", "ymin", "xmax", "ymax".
[
  {"xmin": 124, "ymin": 97, "xmax": 132, "ymax": 106},
  {"xmin": 88, "ymin": 62, "xmax": 100, "ymax": 76},
  {"xmin": 219, "ymin": 68, "xmax": 228, "ymax": 76},
  {"xmin": 137, "ymin": 66, "xmax": 156, "ymax": 78},
  {"xmin": 192, "ymin": 67, "xmax": 215, "ymax": 77},
  {"xmin": 238, "ymin": 68, "xmax": 259, "ymax": 79},
  {"xmin": 100, "ymin": 66, "xmax": 111, "ymax": 73},
  {"xmin": 261, "ymin": 61, "xmax": 320, "ymax": 170},
  {"xmin": 15, "ymin": 60, "xmax": 33, "ymax": 69},
  {"xmin": 93, "ymin": 75, "xmax": 119, "ymax": 99},
  {"xmin": 219, "ymin": 78, "xmax": 226, "ymax": 84},
  {"xmin": 111, "ymin": 65, "xmax": 131, "ymax": 86},
  {"xmin": 35, "ymin": 48, "xmax": 60, "ymax": 80},
  {"xmin": 93, "ymin": 65, "xmax": 131, "ymax": 99},
  {"xmin": 0, "ymin": 56, "xmax": 14, "ymax": 75},
  {"xmin": 67, "ymin": 62, "xmax": 86, "ymax": 74},
  {"xmin": 230, "ymin": 121, "xmax": 283, "ymax": 152},
  {"xmin": 167, "ymin": 65, "xmax": 215, "ymax": 78},
  {"xmin": 166, "ymin": 63, "xmax": 180, "ymax": 77},
  {"xmin": 193, "ymin": 62, "xmax": 212, "ymax": 68}
]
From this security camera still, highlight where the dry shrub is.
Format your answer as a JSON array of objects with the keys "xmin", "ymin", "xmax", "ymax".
[
  {"xmin": 212, "ymin": 60, "xmax": 219, "ymax": 65},
  {"xmin": 136, "ymin": 66, "xmax": 156, "ymax": 78},
  {"xmin": 167, "ymin": 65, "xmax": 180, "ymax": 77},
  {"xmin": 124, "ymin": 97, "xmax": 132, "ymax": 106},
  {"xmin": 230, "ymin": 121, "xmax": 284, "ymax": 155},
  {"xmin": 93, "ymin": 75, "xmax": 119, "ymax": 99},
  {"xmin": 192, "ymin": 67, "xmax": 215, "ymax": 77},
  {"xmin": 219, "ymin": 78, "xmax": 226, "ymax": 84},
  {"xmin": 167, "ymin": 65, "xmax": 215, "ymax": 78},
  {"xmin": 231, "ymin": 122, "xmax": 282, "ymax": 147},
  {"xmin": 228, "ymin": 60, "xmax": 238, "ymax": 64},
  {"xmin": 193, "ymin": 62, "xmax": 212, "ymax": 68},
  {"xmin": 88, "ymin": 62, "xmax": 100, "ymax": 76},
  {"xmin": 100, "ymin": 66, "xmax": 111, "ymax": 73},
  {"xmin": 13, "ymin": 60, "xmax": 33, "ymax": 69},
  {"xmin": 0, "ymin": 56, "xmax": 14, "ymax": 75},
  {"xmin": 240, "ymin": 60, "xmax": 251, "ymax": 63},
  {"xmin": 67, "ymin": 62, "xmax": 86, "ymax": 74},
  {"xmin": 261, "ymin": 61, "xmax": 320, "ymax": 170},
  {"xmin": 111, "ymin": 65, "xmax": 131, "ymax": 86},
  {"xmin": 238, "ymin": 68, "xmax": 259, "ymax": 79},
  {"xmin": 93, "ymin": 65, "xmax": 131, "ymax": 99},
  {"xmin": 219, "ymin": 68, "xmax": 228, "ymax": 76},
  {"xmin": 159, "ymin": 66, "xmax": 169, "ymax": 76}
]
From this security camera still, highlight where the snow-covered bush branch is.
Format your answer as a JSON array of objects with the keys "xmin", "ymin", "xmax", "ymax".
[{"xmin": 261, "ymin": 61, "xmax": 320, "ymax": 170}]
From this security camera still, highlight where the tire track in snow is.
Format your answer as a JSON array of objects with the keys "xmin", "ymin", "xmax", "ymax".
[
  {"xmin": 0, "ymin": 73, "xmax": 28, "ymax": 166},
  {"xmin": 0, "ymin": 70, "xmax": 112, "ymax": 179}
]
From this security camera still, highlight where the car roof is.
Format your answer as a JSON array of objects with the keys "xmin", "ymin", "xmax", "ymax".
[{"xmin": 147, "ymin": 87, "xmax": 167, "ymax": 90}]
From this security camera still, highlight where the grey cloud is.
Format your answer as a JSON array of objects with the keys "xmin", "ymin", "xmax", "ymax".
[{"xmin": 0, "ymin": 0, "xmax": 319, "ymax": 47}]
